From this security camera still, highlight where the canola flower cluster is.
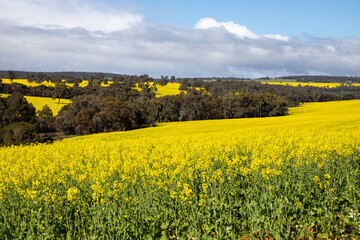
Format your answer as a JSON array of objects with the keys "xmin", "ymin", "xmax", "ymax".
[{"xmin": 0, "ymin": 100, "xmax": 360, "ymax": 238}]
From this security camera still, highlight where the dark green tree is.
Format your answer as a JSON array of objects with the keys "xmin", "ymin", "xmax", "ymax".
[
  {"xmin": 170, "ymin": 75, "xmax": 176, "ymax": 84},
  {"xmin": 8, "ymin": 70, "xmax": 15, "ymax": 84},
  {"xmin": 2, "ymin": 92, "xmax": 36, "ymax": 126},
  {"xmin": 159, "ymin": 76, "xmax": 168, "ymax": 86},
  {"xmin": 179, "ymin": 78, "xmax": 190, "ymax": 91},
  {"xmin": 36, "ymin": 105, "xmax": 55, "ymax": 133},
  {"xmin": 52, "ymin": 82, "xmax": 69, "ymax": 103}
]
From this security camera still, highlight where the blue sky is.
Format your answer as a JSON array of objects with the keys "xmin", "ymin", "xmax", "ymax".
[
  {"xmin": 0, "ymin": 0, "xmax": 360, "ymax": 77},
  {"xmin": 109, "ymin": 0, "xmax": 360, "ymax": 39}
]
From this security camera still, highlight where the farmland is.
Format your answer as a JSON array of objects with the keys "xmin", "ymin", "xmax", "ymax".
[
  {"xmin": 24, "ymin": 96, "xmax": 72, "ymax": 116},
  {"xmin": 1, "ymin": 79, "xmax": 88, "ymax": 88},
  {"xmin": 261, "ymin": 81, "xmax": 360, "ymax": 88},
  {"xmin": 1, "ymin": 100, "xmax": 360, "ymax": 238},
  {"xmin": 1, "ymin": 79, "xmax": 184, "ymax": 97},
  {"xmin": 0, "ymin": 94, "xmax": 71, "ymax": 116},
  {"xmin": 7, "ymin": 77, "xmax": 360, "ymax": 94}
]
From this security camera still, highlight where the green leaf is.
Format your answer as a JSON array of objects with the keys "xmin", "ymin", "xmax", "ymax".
[
  {"xmin": 161, "ymin": 221, "xmax": 169, "ymax": 230},
  {"xmin": 160, "ymin": 234, "xmax": 168, "ymax": 240}
]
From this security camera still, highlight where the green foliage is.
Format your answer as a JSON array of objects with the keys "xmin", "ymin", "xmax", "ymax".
[
  {"xmin": 52, "ymin": 82, "xmax": 69, "ymax": 104},
  {"xmin": 0, "ymin": 122, "xmax": 37, "ymax": 146},
  {"xmin": 158, "ymin": 76, "xmax": 169, "ymax": 86},
  {"xmin": 0, "ymin": 92, "xmax": 37, "ymax": 127},
  {"xmin": 36, "ymin": 105, "xmax": 55, "ymax": 133}
]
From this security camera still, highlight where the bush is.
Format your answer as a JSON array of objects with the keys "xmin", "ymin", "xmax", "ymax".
[{"xmin": 0, "ymin": 122, "xmax": 38, "ymax": 146}]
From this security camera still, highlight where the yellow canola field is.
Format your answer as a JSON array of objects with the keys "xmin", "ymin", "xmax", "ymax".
[
  {"xmin": 4, "ymin": 78, "xmax": 360, "ymax": 90},
  {"xmin": 0, "ymin": 100, "xmax": 359, "ymax": 202},
  {"xmin": 0, "ymin": 94, "xmax": 71, "ymax": 116},
  {"xmin": 155, "ymin": 83, "xmax": 184, "ymax": 96},
  {"xmin": 1, "ymin": 99, "xmax": 360, "ymax": 237},
  {"xmin": 123, "ymin": 82, "xmax": 185, "ymax": 96},
  {"xmin": 24, "ymin": 96, "xmax": 72, "ymax": 116},
  {"xmin": 2, "ymin": 79, "xmax": 95, "ymax": 87},
  {"xmin": 1, "ymin": 79, "xmax": 57, "ymax": 87},
  {"xmin": 263, "ymin": 81, "xmax": 360, "ymax": 88},
  {"xmin": 1, "ymin": 79, "xmax": 185, "ymax": 96}
]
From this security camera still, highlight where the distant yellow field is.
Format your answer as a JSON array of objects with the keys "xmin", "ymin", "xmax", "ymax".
[
  {"xmin": 1, "ymin": 79, "xmax": 186, "ymax": 96},
  {"xmin": 155, "ymin": 83, "xmax": 184, "ymax": 96},
  {"xmin": 263, "ymin": 81, "xmax": 360, "ymax": 88},
  {"xmin": 4, "ymin": 78, "xmax": 360, "ymax": 90},
  {"xmin": 24, "ymin": 96, "xmax": 71, "ymax": 116},
  {"xmin": 1, "ymin": 79, "xmax": 57, "ymax": 87},
  {"xmin": 0, "ymin": 94, "xmax": 71, "ymax": 116}
]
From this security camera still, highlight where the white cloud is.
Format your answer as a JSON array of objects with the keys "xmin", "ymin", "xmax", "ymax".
[
  {"xmin": 195, "ymin": 17, "xmax": 257, "ymax": 39},
  {"xmin": 194, "ymin": 17, "xmax": 222, "ymax": 29},
  {"xmin": 263, "ymin": 34, "xmax": 289, "ymax": 41},
  {"xmin": 0, "ymin": 0, "xmax": 142, "ymax": 32},
  {"xmin": 195, "ymin": 17, "xmax": 289, "ymax": 41}
]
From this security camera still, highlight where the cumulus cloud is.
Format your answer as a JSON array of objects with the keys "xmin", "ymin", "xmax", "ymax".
[
  {"xmin": 195, "ymin": 17, "xmax": 289, "ymax": 41},
  {"xmin": 0, "ymin": 0, "xmax": 142, "ymax": 32},
  {"xmin": 0, "ymin": 1, "xmax": 360, "ymax": 77}
]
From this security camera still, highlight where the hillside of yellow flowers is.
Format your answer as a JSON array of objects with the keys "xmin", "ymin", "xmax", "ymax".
[{"xmin": 1, "ymin": 99, "xmax": 360, "ymax": 238}]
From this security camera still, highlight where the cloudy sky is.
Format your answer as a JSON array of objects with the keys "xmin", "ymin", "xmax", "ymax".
[{"xmin": 1, "ymin": 0, "xmax": 360, "ymax": 78}]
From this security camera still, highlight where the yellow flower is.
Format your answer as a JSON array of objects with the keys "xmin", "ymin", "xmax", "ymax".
[{"xmin": 67, "ymin": 187, "xmax": 79, "ymax": 202}]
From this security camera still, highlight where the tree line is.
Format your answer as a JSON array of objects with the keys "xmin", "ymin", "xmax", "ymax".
[
  {"xmin": 275, "ymin": 75, "xmax": 360, "ymax": 83},
  {"xmin": 0, "ymin": 70, "xmax": 125, "ymax": 81},
  {"xmin": 2, "ymin": 72, "xmax": 360, "ymax": 146},
  {"xmin": 55, "ymin": 89, "xmax": 288, "ymax": 136},
  {"xmin": 3, "ymin": 70, "xmax": 360, "ymax": 83},
  {"xmin": 0, "ymin": 81, "xmax": 289, "ymax": 146},
  {"xmin": 0, "ymin": 93, "xmax": 56, "ymax": 146},
  {"xmin": 200, "ymin": 79, "xmax": 360, "ymax": 106}
]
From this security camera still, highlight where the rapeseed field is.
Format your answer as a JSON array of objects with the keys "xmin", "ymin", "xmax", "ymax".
[
  {"xmin": 2, "ymin": 78, "xmax": 91, "ymax": 88},
  {"xmin": 0, "ymin": 94, "xmax": 71, "ymax": 116},
  {"xmin": 3, "ymin": 78, "xmax": 360, "ymax": 89},
  {"xmin": 24, "ymin": 96, "xmax": 72, "ymax": 116},
  {"xmin": 1, "ymin": 79, "xmax": 57, "ymax": 87},
  {"xmin": 155, "ymin": 83, "xmax": 184, "ymax": 96},
  {"xmin": 1, "ymin": 100, "xmax": 360, "ymax": 238},
  {"xmin": 263, "ymin": 81, "xmax": 360, "ymax": 88},
  {"xmin": 1, "ymin": 79, "xmax": 184, "ymax": 97}
]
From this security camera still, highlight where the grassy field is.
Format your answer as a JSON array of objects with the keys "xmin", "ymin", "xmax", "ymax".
[{"xmin": 1, "ymin": 100, "xmax": 360, "ymax": 238}]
